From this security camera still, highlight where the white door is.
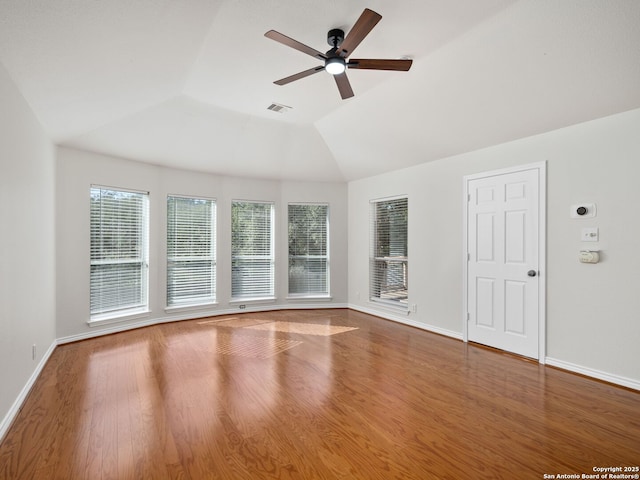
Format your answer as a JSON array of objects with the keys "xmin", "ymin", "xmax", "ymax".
[{"xmin": 465, "ymin": 164, "xmax": 544, "ymax": 359}]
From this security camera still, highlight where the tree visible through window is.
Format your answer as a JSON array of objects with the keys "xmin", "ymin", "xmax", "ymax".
[
  {"xmin": 370, "ymin": 197, "xmax": 408, "ymax": 306},
  {"xmin": 167, "ymin": 195, "xmax": 216, "ymax": 307},
  {"xmin": 288, "ymin": 204, "xmax": 329, "ymax": 296},
  {"xmin": 231, "ymin": 201, "xmax": 275, "ymax": 300},
  {"xmin": 90, "ymin": 186, "xmax": 149, "ymax": 318}
]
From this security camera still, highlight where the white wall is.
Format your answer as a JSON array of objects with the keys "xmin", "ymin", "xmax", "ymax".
[
  {"xmin": 55, "ymin": 147, "xmax": 348, "ymax": 341},
  {"xmin": 0, "ymin": 63, "xmax": 56, "ymax": 436},
  {"xmin": 348, "ymin": 108, "xmax": 640, "ymax": 388}
]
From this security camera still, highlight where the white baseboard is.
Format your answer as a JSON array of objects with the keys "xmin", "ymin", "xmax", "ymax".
[
  {"xmin": 350, "ymin": 304, "xmax": 640, "ymax": 391},
  {"xmin": 0, "ymin": 339, "xmax": 57, "ymax": 442},
  {"xmin": 545, "ymin": 357, "xmax": 640, "ymax": 391},
  {"xmin": 348, "ymin": 303, "xmax": 463, "ymax": 340}
]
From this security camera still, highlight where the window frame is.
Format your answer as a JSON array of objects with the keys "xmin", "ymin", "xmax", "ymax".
[
  {"xmin": 287, "ymin": 203, "xmax": 330, "ymax": 298},
  {"xmin": 231, "ymin": 200, "xmax": 276, "ymax": 302},
  {"xmin": 89, "ymin": 185, "xmax": 150, "ymax": 322},
  {"xmin": 166, "ymin": 194, "xmax": 217, "ymax": 309},
  {"xmin": 369, "ymin": 196, "xmax": 408, "ymax": 309}
]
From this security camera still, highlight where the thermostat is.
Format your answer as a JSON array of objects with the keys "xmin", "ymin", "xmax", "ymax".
[{"xmin": 570, "ymin": 203, "xmax": 596, "ymax": 218}]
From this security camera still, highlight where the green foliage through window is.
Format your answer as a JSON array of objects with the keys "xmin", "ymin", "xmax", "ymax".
[
  {"xmin": 231, "ymin": 201, "xmax": 275, "ymax": 299},
  {"xmin": 167, "ymin": 196, "xmax": 216, "ymax": 306},
  {"xmin": 370, "ymin": 197, "xmax": 408, "ymax": 306},
  {"xmin": 90, "ymin": 187, "xmax": 149, "ymax": 316},
  {"xmin": 288, "ymin": 204, "xmax": 329, "ymax": 296}
]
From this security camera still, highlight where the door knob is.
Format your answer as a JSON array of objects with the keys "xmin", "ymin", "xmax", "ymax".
[{"xmin": 527, "ymin": 270, "xmax": 537, "ymax": 277}]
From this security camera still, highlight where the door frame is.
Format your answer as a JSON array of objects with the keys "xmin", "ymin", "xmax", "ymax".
[{"xmin": 462, "ymin": 161, "xmax": 547, "ymax": 363}]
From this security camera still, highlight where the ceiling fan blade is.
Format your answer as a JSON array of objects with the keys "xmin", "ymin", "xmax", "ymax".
[
  {"xmin": 274, "ymin": 66, "xmax": 325, "ymax": 86},
  {"xmin": 348, "ymin": 58, "xmax": 413, "ymax": 71},
  {"xmin": 337, "ymin": 8, "xmax": 382, "ymax": 57},
  {"xmin": 265, "ymin": 30, "xmax": 327, "ymax": 60},
  {"xmin": 334, "ymin": 73, "xmax": 354, "ymax": 99}
]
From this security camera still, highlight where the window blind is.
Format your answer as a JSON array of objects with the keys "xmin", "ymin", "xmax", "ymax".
[
  {"xmin": 231, "ymin": 201, "xmax": 275, "ymax": 299},
  {"xmin": 288, "ymin": 204, "xmax": 329, "ymax": 296},
  {"xmin": 90, "ymin": 186, "xmax": 149, "ymax": 317},
  {"xmin": 167, "ymin": 196, "xmax": 216, "ymax": 307},
  {"xmin": 370, "ymin": 197, "xmax": 408, "ymax": 306}
]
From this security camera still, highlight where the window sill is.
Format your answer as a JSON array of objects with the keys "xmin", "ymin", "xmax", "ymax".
[
  {"xmin": 286, "ymin": 295, "xmax": 333, "ymax": 301},
  {"xmin": 229, "ymin": 297, "xmax": 276, "ymax": 305},
  {"xmin": 88, "ymin": 308, "xmax": 151, "ymax": 327},
  {"xmin": 165, "ymin": 302, "xmax": 218, "ymax": 314}
]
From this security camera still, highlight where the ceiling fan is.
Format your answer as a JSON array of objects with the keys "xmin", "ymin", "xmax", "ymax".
[{"xmin": 265, "ymin": 8, "xmax": 412, "ymax": 99}]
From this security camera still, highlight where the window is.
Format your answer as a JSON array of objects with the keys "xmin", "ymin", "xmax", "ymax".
[
  {"xmin": 231, "ymin": 201, "xmax": 275, "ymax": 300},
  {"xmin": 167, "ymin": 195, "xmax": 216, "ymax": 307},
  {"xmin": 90, "ymin": 186, "xmax": 149, "ymax": 319},
  {"xmin": 288, "ymin": 203, "xmax": 329, "ymax": 297},
  {"xmin": 370, "ymin": 197, "xmax": 408, "ymax": 307}
]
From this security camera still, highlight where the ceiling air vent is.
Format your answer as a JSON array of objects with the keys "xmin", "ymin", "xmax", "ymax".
[{"xmin": 267, "ymin": 103, "xmax": 292, "ymax": 114}]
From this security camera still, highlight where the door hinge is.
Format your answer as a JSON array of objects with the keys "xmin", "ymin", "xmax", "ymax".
[
  {"xmin": 467, "ymin": 253, "xmax": 470, "ymax": 261},
  {"xmin": 467, "ymin": 312, "xmax": 470, "ymax": 321},
  {"xmin": 467, "ymin": 194, "xmax": 471, "ymax": 202}
]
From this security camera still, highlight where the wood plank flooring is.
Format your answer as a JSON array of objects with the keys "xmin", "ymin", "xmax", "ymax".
[{"xmin": 0, "ymin": 309, "xmax": 638, "ymax": 479}]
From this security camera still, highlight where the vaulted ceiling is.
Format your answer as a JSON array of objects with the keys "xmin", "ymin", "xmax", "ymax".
[{"xmin": 1, "ymin": 0, "xmax": 639, "ymax": 182}]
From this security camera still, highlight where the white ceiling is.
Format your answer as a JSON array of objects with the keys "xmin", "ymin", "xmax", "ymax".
[{"xmin": 1, "ymin": 0, "xmax": 639, "ymax": 182}]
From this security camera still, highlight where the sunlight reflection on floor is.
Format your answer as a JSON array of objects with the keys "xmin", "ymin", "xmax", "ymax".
[
  {"xmin": 244, "ymin": 321, "xmax": 358, "ymax": 336},
  {"xmin": 198, "ymin": 317, "xmax": 358, "ymax": 337},
  {"xmin": 213, "ymin": 332, "xmax": 302, "ymax": 359}
]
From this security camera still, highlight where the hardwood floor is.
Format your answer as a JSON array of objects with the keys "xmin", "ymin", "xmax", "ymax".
[{"xmin": 1, "ymin": 309, "xmax": 638, "ymax": 479}]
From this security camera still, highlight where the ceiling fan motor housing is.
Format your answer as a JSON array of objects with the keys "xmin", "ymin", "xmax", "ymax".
[{"xmin": 327, "ymin": 28, "xmax": 345, "ymax": 48}]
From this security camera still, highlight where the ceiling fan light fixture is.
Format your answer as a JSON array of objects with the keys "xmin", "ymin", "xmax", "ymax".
[
  {"xmin": 266, "ymin": 9, "xmax": 411, "ymax": 99},
  {"xmin": 325, "ymin": 57, "xmax": 346, "ymax": 75}
]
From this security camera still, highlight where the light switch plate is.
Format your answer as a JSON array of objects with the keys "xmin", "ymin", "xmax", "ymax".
[{"xmin": 581, "ymin": 227, "xmax": 599, "ymax": 242}]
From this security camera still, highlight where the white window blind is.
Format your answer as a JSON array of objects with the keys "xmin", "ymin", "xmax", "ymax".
[
  {"xmin": 167, "ymin": 195, "xmax": 216, "ymax": 307},
  {"xmin": 90, "ymin": 186, "xmax": 149, "ymax": 318},
  {"xmin": 370, "ymin": 197, "xmax": 408, "ymax": 307},
  {"xmin": 231, "ymin": 201, "xmax": 275, "ymax": 300},
  {"xmin": 288, "ymin": 204, "xmax": 329, "ymax": 296}
]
